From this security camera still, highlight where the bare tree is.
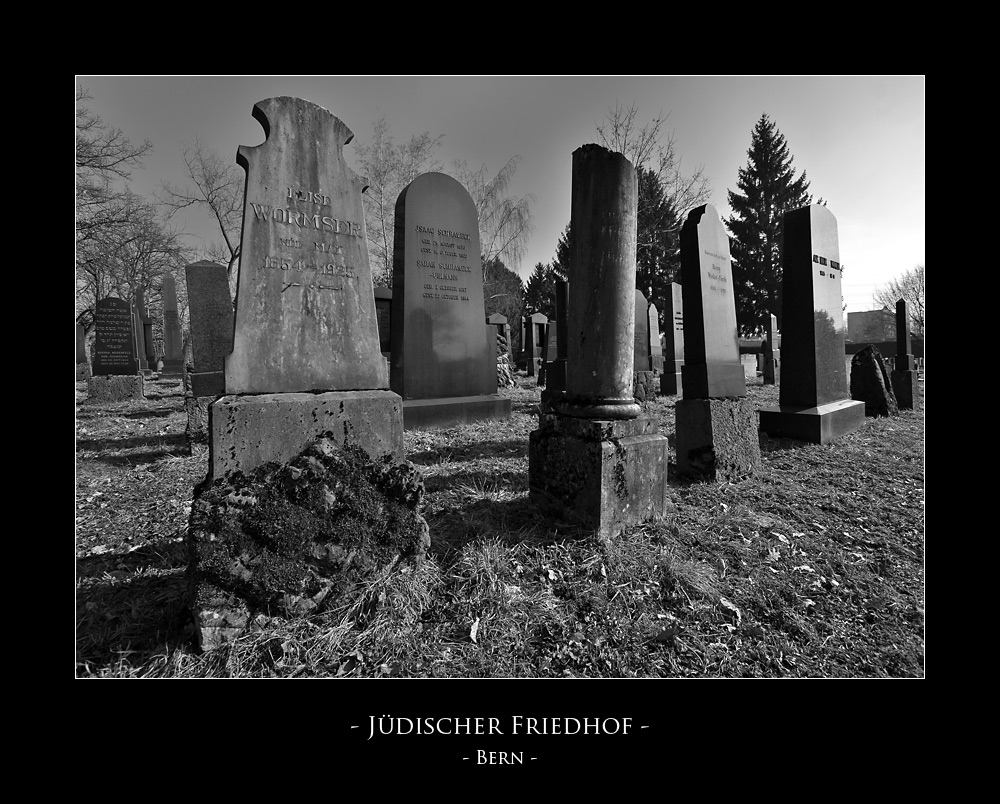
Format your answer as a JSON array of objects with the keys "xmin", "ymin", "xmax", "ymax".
[
  {"xmin": 352, "ymin": 115, "xmax": 443, "ymax": 286},
  {"xmin": 452, "ymin": 156, "xmax": 534, "ymax": 274},
  {"xmin": 155, "ymin": 137, "xmax": 245, "ymax": 294},
  {"xmin": 874, "ymin": 265, "xmax": 925, "ymax": 337}
]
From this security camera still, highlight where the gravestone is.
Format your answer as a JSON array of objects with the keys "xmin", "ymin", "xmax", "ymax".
[
  {"xmin": 850, "ymin": 344, "xmax": 898, "ymax": 417},
  {"xmin": 131, "ymin": 293, "xmax": 150, "ymax": 375},
  {"xmin": 537, "ymin": 320, "xmax": 552, "ymax": 386},
  {"xmin": 134, "ymin": 289, "xmax": 156, "ymax": 373},
  {"xmin": 634, "ymin": 289, "xmax": 650, "ymax": 372},
  {"xmin": 76, "ymin": 323, "xmax": 91, "ymax": 380},
  {"xmin": 489, "ymin": 313, "xmax": 515, "ymax": 388},
  {"xmin": 87, "ymin": 297, "xmax": 143, "ymax": 402},
  {"xmin": 674, "ymin": 205, "xmax": 760, "ymax": 482},
  {"xmin": 759, "ymin": 205, "xmax": 864, "ymax": 443},
  {"xmin": 389, "ymin": 172, "xmax": 510, "ymax": 429},
  {"xmin": 209, "ymin": 96, "xmax": 403, "ymax": 480},
  {"xmin": 529, "ymin": 144, "xmax": 670, "ymax": 539},
  {"xmin": 159, "ymin": 274, "xmax": 185, "ymax": 377},
  {"xmin": 374, "ymin": 287, "xmax": 392, "ymax": 355},
  {"xmin": 184, "ymin": 261, "xmax": 233, "ymax": 449},
  {"xmin": 524, "ymin": 311, "xmax": 547, "ymax": 376},
  {"xmin": 648, "ymin": 302, "xmax": 664, "ymax": 373},
  {"xmin": 660, "ymin": 283, "xmax": 684, "ymax": 396},
  {"xmin": 763, "ymin": 313, "xmax": 780, "ymax": 385},
  {"xmin": 890, "ymin": 298, "xmax": 920, "ymax": 410},
  {"xmin": 544, "ymin": 280, "xmax": 568, "ymax": 392},
  {"xmin": 741, "ymin": 354, "xmax": 757, "ymax": 379}
]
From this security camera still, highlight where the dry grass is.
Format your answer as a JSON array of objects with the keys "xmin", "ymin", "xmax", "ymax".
[{"xmin": 75, "ymin": 371, "xmax": 924, "ymax": 678}]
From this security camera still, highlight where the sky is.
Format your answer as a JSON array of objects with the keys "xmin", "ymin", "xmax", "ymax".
[{"xmin": 76, "ymin": 75, "xmax": 924, "ymax": 314}]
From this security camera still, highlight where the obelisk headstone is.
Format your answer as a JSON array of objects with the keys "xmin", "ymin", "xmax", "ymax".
[
  {"xmin": 390, "ymin": 172, "xmax": 510, "ymax": 429},
  {"xmin": 890, "ymin": 298, "xmax": 920, "ymax": 410},
  {"xmin": 86, "ymin": 297, "xmax": 144, "ymax": 402},
  {"xmin": 529, "ymin": 144, "xmax": 669, "ymax": 538},
  {"xmin": 759, "ymin": 204, "xmax": 864, "ymax": 443},
  {"xmin": 674, "ymin": 205, "xmax": 760, "ymax": 481},
  {"xmin": 763, "ymin": 313, "xmax": 780, "ymax": 385},
  {"xmin": 159, "ymin": 274, "xmax": 185, "ymax": 377},
  {"xmin": 660, "ymin": 283, "xmax": 684, "ymax": 396},
  {"xmin": 208, "ymin": 97, "xmax": 403, "ymax": 480},
  {"xmin": 648, "ymin": 302, "xmax": 664, "ymax": 373}
]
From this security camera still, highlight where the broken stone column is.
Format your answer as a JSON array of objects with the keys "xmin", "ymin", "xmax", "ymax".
[{"xmin": 529, "ymin": 145, "xmax": 669, "ymax": 538}]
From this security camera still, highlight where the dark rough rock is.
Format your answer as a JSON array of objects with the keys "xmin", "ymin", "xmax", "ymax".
[
  {"xmin": 850, "ymin": 345, "xmax": 898, "ymax": 417},
  {"xmin": 186, "ymin": 434, "xmax": 429, "ymax": 651}
]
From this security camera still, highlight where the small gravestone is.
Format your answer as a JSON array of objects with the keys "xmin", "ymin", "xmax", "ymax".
[
  {"xmin": 634, "ymin": 289, "xmax": 650, "ymax": 372},
  {"xmin": 184, "ymin": 260, "xmax": 233, "ymax": 449},
  {"xmin": 648, "ymin": 302, "xmax": 664, "ymax": 373},
  {"xmin": 741, "ymin": 354, "xmax": 757, "ymax": 379},
  {"xmin": 759, "ymin": 205, "xmax": 865, "ymax": 443},
  {"xmin": 489, "ymin": 314, "xmax": 516, "ymax": 388},
  {"xmin": 208, "ymin": 96, "xmax": 403, "ymax": 480},
  {"xmin": 544, "ymin": 280, "xmax": 568, "ymax": 392},
  {"xmin": 850, "ymin": 344, "xmax": 898, "ymax": 417},
  {"xmin": 890, "ymin": 298, "xmax": 920, "ymax": 410},
  {"xmin": 674, "ymin": 205, "xmax": 760, "ymax": 482},
  {"xmin": 159, "ymin": 274, "xmax": 185, "ymax": 377},
  {"xmin": 76, "ymin": 323, "xmax": 91, "ymax": 380},
  {"xmin": 523, "ymin": 311, "xmax": 547, "ymax": 377},
  {"xmin": 529, "ymin": 144, "xmax": 670, "ymax": 539},
  {"xmin": 389, "ymin": 172, "xmax": 510, "ymax": 429},
  {"xmin": 87, "ymin": 297, "xmax": 143, "ymax": 402},
  {"xmin": 660, "ymin": 283, "xmax": 684, "ymax": 396},
  {"xmin": 763, "ymin": 313, "xmax": 780, "ymax": 385}
]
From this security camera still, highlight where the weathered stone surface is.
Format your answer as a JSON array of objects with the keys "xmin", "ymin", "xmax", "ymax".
[
  {"xmin": 680, "ymin": 205, "xmax": 744, "ymax": 399},
  {"xmin": 634, "ymin": 289, "xmax": 650, "ymax": 372},
  {"xmin": 675, "ymin": 397, "xmax": 761, "ymax": 482},
  {"xmin": 160, "ymin": 274, "xmax": 185, "ymax": 376},
  {"xmin": 763, "ymin": 313, "xmax": 780, "ymax": 385},
  {"xmin": 184, "ymin": 394, "xmax": 212, "ymax": 448},
  {"xmin": 92, "ymin": 297, "xmax": 138, "ymax": 376},
  {"xmin": 208, "ymin": 390, "xmax": 404, "ymax": 483},
  {"xmin": 186, "ymin": 260, "xmax": 233, "ymax": 379},
  {"xmin": 529, "ymin": 413, "xmax": 671, "ymax": 540},
  {"xmin": 850, "ymin": 345, "xmax": 898, "ymax": 417},
  {"xmin": 891, "ymin": 369, "xmax": 920, "ymax": 411},
  {"xmin": 187, "ymin": 435, "xmax": 429, "ymax": 651},
  {"xmin": 226, "ymin": 97, "xmax": 387, "ymax": 394},
  {"xmin": 84, "ymin": 374, "xmax": 144, "ymax": 403},
  {"xmin": 633, "ymin": 370, "xmax": 657, "ymax": 403}
]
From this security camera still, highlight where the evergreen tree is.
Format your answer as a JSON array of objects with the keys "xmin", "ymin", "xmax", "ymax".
[
  {"xmin": 523, "ymin": 262, "xmax": 558, "ymax": 318},
  {"xmin": 635, "ymin": 165, "xmax": 681, "ymax": 323},
  {"xmin": 483, "ymin": 256, "xmax": 525, "ymax": 353},
  {"xmin": 726, "ymin": 114, "xmax": 814, "ymax": 335}
]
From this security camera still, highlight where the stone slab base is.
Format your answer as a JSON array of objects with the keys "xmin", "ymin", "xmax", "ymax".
[
  {"xmin": 208, "ymin": 390, "xmax": 403, "ymax": 483},
  {"xmin": 891, "ymin": 370, "xmax": 920, "ymax": 410},
  {"xmin": 759, "ymin": 398, "xmax": 865, "ymax": 444},
  {"xmin": 528, "ymin": 414, "xmax": 671, "ymax": 539},
  {"xmin": 402, "ymin": 395, "xmax": 511, "ymax": 431},
  {"xmin": 675, "ymin": 397, "xmax": 761, "ymax": 482},
  {"xmin": 660, "ymin": 372, "xmax": 682, "ymax": 396},
  {"xmin": 84, "ymin": 374, "xmax": 144, "ymax": 404}
]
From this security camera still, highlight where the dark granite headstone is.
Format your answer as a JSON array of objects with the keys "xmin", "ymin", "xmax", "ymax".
[
  {"xmin": 160, "ymin": 274, "xmax": 185, "ymax": 377},
  {"xmin": 226, "ymin": 96, "xmax": 387, "ymax": 395},
  {"xmin": 680, "ymin": 205, "xmax": 744, "ymax": 399},
  {"xmin": 76, "ymin": 324, "xmax": 87, "ymax": 364},
  {"xmin": 185, "ymin": 260, "xmax": 233, "ymax": 397},
  {"xmin": 759, "ymin": 205, "xmax": 864, "ymax": 443},
  {"xmin": 850, "ymin": 344, "xmax": 898, "ymax": 417},
  {"xmin": 634, "ymin": 289, "xmax": 650, "ymax": 373},
  {"xmin": 890, "ymin": 298, "xmax": 919, "ymax": 409},
  {"xmin": 660, "ymin": 282, "xmax": 683, "ymax": 396},
  {"xmin": 92, "ymin": 297, "xmax": 138, "ymax": 376},
  {"xmin": 389, "ymin": 172, "xmax": 510, "ymax": 429}
]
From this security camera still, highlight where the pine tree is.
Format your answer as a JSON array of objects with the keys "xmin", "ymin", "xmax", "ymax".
[
  {"xmin": 523, "ymin": 262, "xmax": 558, "ymax": 318},
  {"xmin": 726, "ymin": 114, "xmax": 814, "ymax": 335},
  {"xmin": 635, "ymin": 166, "xmax": 681, "ymax": 324}
]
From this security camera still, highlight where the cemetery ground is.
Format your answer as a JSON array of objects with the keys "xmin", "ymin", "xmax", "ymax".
[{"xmin": 75, "ymin": 372, "xmax": 924, "ymax": 679}]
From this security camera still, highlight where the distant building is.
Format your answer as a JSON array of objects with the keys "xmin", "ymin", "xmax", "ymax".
[{"xmin": 847, "ymin": 308, "xmax": 895, "ymax": 343}]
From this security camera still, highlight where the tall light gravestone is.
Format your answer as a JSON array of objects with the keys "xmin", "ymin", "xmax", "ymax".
[
  {"xmin": 529, "ymin": 145, "xmax": 669, "ymax": 539},
  {"xmin": 759, "ymin": 204, "xmax": 864, "ymax": 443},
  {"xmin": 390, "ymin": 172, "xmax": 510, "ymax": 429},
  {"xmin": 160, "ymin": 274, "xmax": 185, "ymax": 377},
  {"xmin": 890, "ymin": 298, "xmax": 919, "ymax": 410},
  {"xmin": 634, "ymin": 289, "xmax": 650, "ymax": 372},
  {"xmin": 660, "ymin": 282, "xmax": 684, "ymax": 396},
  {"xmin": 87, "ymin": 297, "xmax": 144, "ymax": 402},
  {"xmin": 675, "ymin": 205, "xmax": 760, "ymax": 481},
  {"xmin": 648, "ymin": 302, "xmax": 664, "ymax": 373},
  {"xmin": 209, "ymin": 97, "xmax": 402, "ymax": 480},
  {"xmin": 763, "ymin": 313, "xmax": 780, "ymax": 385}
]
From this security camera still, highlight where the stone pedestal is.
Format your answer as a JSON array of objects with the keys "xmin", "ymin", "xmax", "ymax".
[
  {"xmin": 402, "ymin": 394, "xmax": 511, "ymax": 431},
  {"xmin": 660, "ymin": 363, "xmax": 683, "ymax": 396},
  {"xmin": 529, "ymin": 414, "xmax": 670, "ymax": 540},
  {"xmin": 676, "ymin": 397, "xmax": 761, "ymax": 481},
  {"xmin": 891, "ymin": 370, "xmax": 920, "ymax": 410},
  {"xmin": 85, "ymin": 374, "xmax": 144, "ymax": 404},
  {"xmin": 758, "ymin": 399, "xmax": 866, "ymax": 445},
  {"xmin": 207, "ymin": 390, "xmax": 403, "ymax": 483}
]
